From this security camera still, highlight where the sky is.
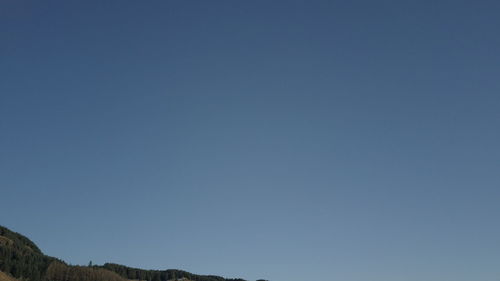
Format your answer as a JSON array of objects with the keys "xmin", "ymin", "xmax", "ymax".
[{"xmin": 1, "ymin": 1, "xmax": 500, "ymax": 281}]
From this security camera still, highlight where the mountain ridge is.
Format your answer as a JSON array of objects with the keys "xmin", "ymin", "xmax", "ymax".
[{"xmin": 0, "ymin": 225, "xmax": 257, "ymax": 281}]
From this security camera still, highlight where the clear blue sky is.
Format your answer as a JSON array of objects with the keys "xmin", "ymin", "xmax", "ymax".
[{"xmin": 1, "ymin": 1, "xmax": 500, "ymax": 281}]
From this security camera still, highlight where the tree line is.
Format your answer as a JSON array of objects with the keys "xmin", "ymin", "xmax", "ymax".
[
  {"xmin": 102, "ymin": 263, "xmax": 248, "ymax": 281},
  {"xmin": 0, "ymin": 226, "xmax": 265, "ymax": 281}
]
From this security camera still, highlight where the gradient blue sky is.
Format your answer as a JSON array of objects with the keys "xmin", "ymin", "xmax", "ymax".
[{"xmin": 1, "ymin": 1, "xmax": 500, "ymax": 281}]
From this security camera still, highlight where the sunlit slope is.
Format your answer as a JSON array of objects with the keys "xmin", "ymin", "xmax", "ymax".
[{"xmin": 0, "ymin": 271, "xmax": 19, "ymax": 281}]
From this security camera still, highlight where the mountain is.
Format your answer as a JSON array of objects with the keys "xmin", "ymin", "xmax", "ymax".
[
  {"xmin": 0, "ymin": 225, "xmax": 56, "ymax": 281},
  {"xmin": 0, "ymin": 225, "xmax": 252, "ymax": 281}
]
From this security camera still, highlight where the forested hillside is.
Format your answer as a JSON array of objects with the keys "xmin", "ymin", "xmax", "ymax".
[
  {"xmin": 0, "ymin": 226, "xmax": 253, "ymax": 281},
  {"xmin": 0, "ymin": 226, "xmax": 56, "ymax": 281},
  {"xmin": 102, "ymin": 263, "xmax": 246, "ymax": 281}
]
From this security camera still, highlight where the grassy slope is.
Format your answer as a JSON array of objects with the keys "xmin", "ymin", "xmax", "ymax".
[{"xmin": 0, "ymin": 271, "xmax": 19, "ymax": 281}]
